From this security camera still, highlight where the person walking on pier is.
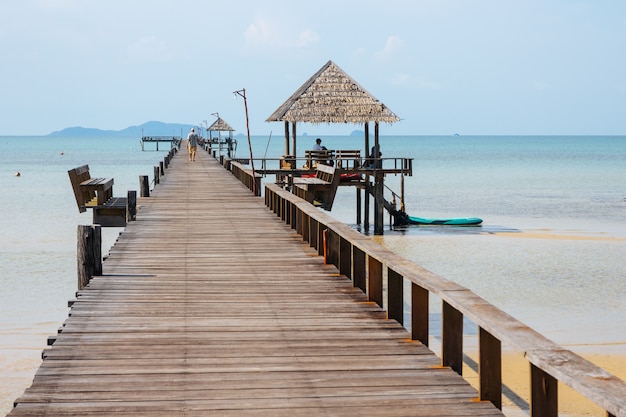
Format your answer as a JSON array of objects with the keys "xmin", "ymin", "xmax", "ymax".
[{"xmin": 187, "ymin": 128, "xmax": 199, "ymax": 161}]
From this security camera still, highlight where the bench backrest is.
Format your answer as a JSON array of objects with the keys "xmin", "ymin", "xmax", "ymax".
[
  {"xmin": 335, "ymin": 149, "xmax": 361, "ymax": 168},
  {"xmin": 68, "ymin": 165, "xmax": 94, "ymax": 213},
  {"xmin": 335, "ymin": 150, "xmax": 361, "ymax": 158},
  {"xmin": 305, "ymin": 149, "xmax": 335, "ymax": 159},
  {"xmin": 305, "ymin": 149, "xmax": 335, "ymax": 168}
]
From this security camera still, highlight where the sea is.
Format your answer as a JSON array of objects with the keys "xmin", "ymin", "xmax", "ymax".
[{"xmin": 1, "ymin": 134, "xmax": 625, "ymax": 415}]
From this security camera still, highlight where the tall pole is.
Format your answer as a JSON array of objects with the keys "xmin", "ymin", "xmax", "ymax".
[{"xmin": 234, "ymin": 89, "xmax": 257, "ymax": 195}]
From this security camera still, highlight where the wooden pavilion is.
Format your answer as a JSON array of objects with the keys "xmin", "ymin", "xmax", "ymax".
[
  {"xmin": 207, "ymin": 116, "xmax": 237, "ymax": 158},
  {"xmin": 266, "ymin": 60, "xmax": 403, "ymax": 234}
]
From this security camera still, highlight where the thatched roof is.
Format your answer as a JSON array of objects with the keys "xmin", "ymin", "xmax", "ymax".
[
  {"xmin": 208, "ymin": 117, "xmax": 235, "ymax": 132},
  {"xmin": 266, "ymin": 60, "xmax": 399, "ymax": 125}
]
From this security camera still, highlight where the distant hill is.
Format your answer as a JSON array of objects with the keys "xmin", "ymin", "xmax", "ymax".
[{"xmin": 48, "ymin": 121, "xmax": 195, "ymax": 137}]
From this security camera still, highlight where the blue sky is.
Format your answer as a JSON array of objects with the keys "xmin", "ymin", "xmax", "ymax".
[{"xmin": 1, "ymin": 0, "xmax": 625, "ymax": 136}]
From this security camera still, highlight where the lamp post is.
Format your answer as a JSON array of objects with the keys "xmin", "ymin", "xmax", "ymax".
[{"xmin": 233, "ymin": 88, "xmax": 256, "ymax": 195}]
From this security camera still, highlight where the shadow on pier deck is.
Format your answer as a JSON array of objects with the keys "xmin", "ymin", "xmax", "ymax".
[{"xmin": 8, "ymin": 150, "xmax": 504, "ymax": 416}]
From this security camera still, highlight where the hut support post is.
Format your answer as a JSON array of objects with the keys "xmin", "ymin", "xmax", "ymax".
[
  {"xmin": 373, "ymin": 122, "xmax": 384, "ymax": 235},
  {"xmin": 363, "ymin": 122, "xmax": 370, "ymax": 232},
  {"xmin": 291, "ymin": 122, "xmax": 297, "ymax": 159},
  {"xmin": 374, "ymin": 173, "xmax": 384, "ymax": 235},
  {"xmin": 400, "ymin": 174, "xmax": 405, "ymax": 212},
  {"xmin": 284, "ymin": 121, "xmax": 290, "ymax": 156},
  {"xmin": 364, "ymin": 182, "xmax": 370, "ymax": 232},
  {"xmin": 364, "ymin": 122, "xmax": 370, "ymax": 161},
  {"xmin": 356, "ymin": 187, "xmax": 361, "ymax": 225}
]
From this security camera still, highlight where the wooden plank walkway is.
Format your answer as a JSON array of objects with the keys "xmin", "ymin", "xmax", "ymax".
[{"xmin": 9, "ymin": 150, "xmax": 504, "ymax": 416}]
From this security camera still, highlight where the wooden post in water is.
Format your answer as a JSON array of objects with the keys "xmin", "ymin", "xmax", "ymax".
[
  {"xmin": 363, "ymin": 122, "xmax": 370, "ymax": 232},
  {"xmin": 154, "ymin": 166, "xmax": 160, "ymax": 184},
  {"xmin": 139, "ymin": 175, "xmax": 150, "ymax": 197},
  {"xmin": 356, "ymin": 187, "xmax": 361, "ymax": 225},
  {"xmin": 127, "ymin": 190, "xmax": 137, "ymax": 222},
  {"xmin": 374, "ymin": 173, "xmax": 385, "ymax": 235},
  {"xmin": 77, "ymin": 225, "xmax": 101, "ymax": 290},
  {"xmin": 364, "ymin": 182, "xmax": 370, "ymax": 232},
  {"xmin": 373, "ymin": 122, "xmax": 384, "ymax": 235}
]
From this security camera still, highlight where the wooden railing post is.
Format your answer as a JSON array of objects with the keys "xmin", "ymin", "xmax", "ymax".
[
  {"xmin": 368, "ymin": 256, "xmax": 383, "ymax": 308},
  {"xmin": 254, "ymin": 175, "xmax": 261, "ymax": 197},
  {"xmin": 154, "ymin": 166, "xmax": 160, "ymax": 184},
  {"xmin": 479, "ymin": 327, "xmax": 502, "ymax": 409},
  {"xmin": 442, "ymin": 301, "xmax": 464, "ymax": 375},
  {"xmin": 326, "ymin": 229, "xmax": 339, "ymax": 268},
  {"xmin": 411, "ymin": 283, "xmax": 429, "ymax": 346},
  {"xmin": 353, "ymin": 247, "xmax": 366, "ymax": 293},
  {"xmin": 388, "ymin": 268, "xmax": 403, "ymax": 325},
  {"xmin": 77, "ymin": 225, "xmax": 101, "ymax": 290},
  {"xmin": 127, "ymin": 190, "xmax": 137, "ymax": 222},
  {"xmin": 339, "ymin": 237, "xmax": 352, "ymax": 279},
  {"xmin": 531, "ymin": 363, "xmax": 558, "ymax": 417},
  {"xmin": 316, "ymin": 222, "xmax": 325, "ymax": 256},
  {"xmin": 139, "ymin": 175, "xmax": 150, "ymax": 197}
]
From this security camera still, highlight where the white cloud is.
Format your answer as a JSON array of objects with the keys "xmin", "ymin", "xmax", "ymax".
[
  {"xmin": 373, "ymin": 35, "xmax": 403, "ymax": 62},
  {"xmin": 296, "ymin": 29, "xmax": 320, "ymax": 48},
  {"xmin": 244, "ymin": 17, "xmax": 320, "ymax": 50},
  {"xmin": 244, "ymin": 18, "xmax": 274, "ymax": 46},
  {"xmin": 126, "ymin": 36, "xmax": 174, "ymax": 63}
]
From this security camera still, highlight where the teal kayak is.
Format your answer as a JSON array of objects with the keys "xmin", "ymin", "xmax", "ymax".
[{"xmin": 406, "ymin": 216, "xmax": 483, "ymax": 226}]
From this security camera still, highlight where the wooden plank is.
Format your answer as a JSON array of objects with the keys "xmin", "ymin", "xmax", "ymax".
[{"xmin": 9, "ymin": 149, "xmax": 504, "ymax": 417}]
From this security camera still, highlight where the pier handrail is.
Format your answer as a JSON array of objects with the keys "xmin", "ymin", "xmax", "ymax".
[
  {"xmin": 236, "ymin": 156, "xmax": 413, "ymax": 175},
  {"xmin": 230, "ymin": 161, "xmax": 261, "ymax": 196},
  {"xmin": 263, "ymin": 182, "xmax": 626, "ymax": 417}
]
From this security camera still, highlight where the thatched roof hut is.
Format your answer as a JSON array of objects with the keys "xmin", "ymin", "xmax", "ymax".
[
  {"xmin": 208, "ymin": 117, "xmax": 235, "ymax": 133},
  {"xmin": 207, "ymin": 117, "xmax": 235, "ymax": 141},
  {"xmin": 266, "ymin": 60, "xmax": 399, "ymax": 157}
]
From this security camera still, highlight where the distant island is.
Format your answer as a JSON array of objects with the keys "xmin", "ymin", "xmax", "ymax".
[
  {"xmin": 48, "ymin": 121, "xmax": 197, "ymax": 137},
  {"xmin": 47, "ymin": 122, "xmax": 365, "ymax": 138}
]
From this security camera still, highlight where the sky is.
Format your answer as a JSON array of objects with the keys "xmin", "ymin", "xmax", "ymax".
[{"xmin": 1, "ymin": 0, "xmax": 625, "ymax": 136}]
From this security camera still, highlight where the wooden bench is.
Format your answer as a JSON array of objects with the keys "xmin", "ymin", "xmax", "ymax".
[
  {"xmin": 335, "ymin": 149, "xmax": 361, "ymax": 169},
  {"xmin": 304, "ymin": 149, "xmax": 335, "ymax": 168},
  {"xmin": 68, "ymin": 165, "xmax": 136, "ymax": 227},
  {"xmin": 292, "ymin": 164, "xmax": 340, "ymax": 210}
]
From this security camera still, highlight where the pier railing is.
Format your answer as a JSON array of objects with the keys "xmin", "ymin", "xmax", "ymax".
[
  {"xmin": 263, "ymin": 182, "xmax": 626, "ymax": 417},
  {"xmin": 251, "ymin": 156, "xmax": 413, "ymax": 175},
  {"xmin": 230, "ymin": 161, "xmax": 261, "ymax": 196}
]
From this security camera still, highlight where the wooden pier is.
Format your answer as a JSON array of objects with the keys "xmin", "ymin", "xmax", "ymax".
[
  {"xmin": 10, "ymin": 149, "xmax": 503, "ymax": 416},
  {"xmin": 140, "ymin": 136, "xmax": 182, "ymax": 151},
  {"xmin": 10, "ymin": 148, "xmax": 625, "ymax": 417}
]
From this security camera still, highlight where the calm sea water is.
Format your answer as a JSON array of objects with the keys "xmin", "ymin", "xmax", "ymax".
[{"xmin": 1, "ymin": 134, "xmax": 625, "ymax": 414}]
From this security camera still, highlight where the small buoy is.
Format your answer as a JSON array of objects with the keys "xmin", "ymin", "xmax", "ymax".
[{"xmin": 14, "ymin": 171, "xmax": 21, "ymax": 177}]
